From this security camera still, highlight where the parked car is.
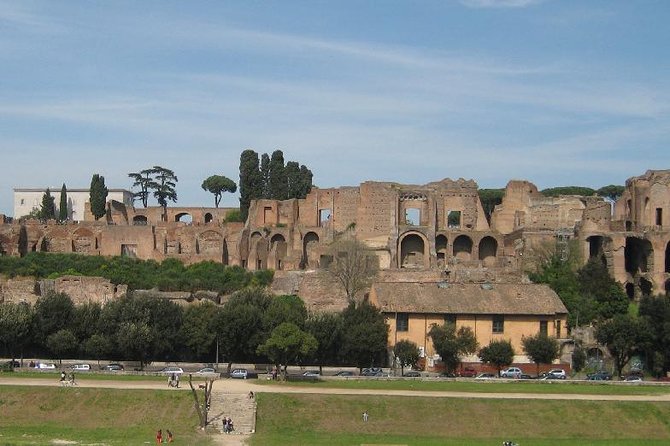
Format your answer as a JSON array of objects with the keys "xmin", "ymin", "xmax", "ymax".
[
  {"xmin": 302, "ymin": 370, "xmax": 320, "ymax": 377},
  {"xmin": 35, "ymin": 362, "xmax": 56, "ymax": 370},
  {"xmin": 624, "ymin": 375, "xmax": 643, "ymax": 382},
  {"xmin": 547, "ymin": 369, "xmax": 567, "ymax": 379},
  {"xmin": 195, "ymin": 367, "xmax": 217, "ymax": 375},
  {"xmin": 102, "ymin": 363, "xmax": 124, "ymax": 371},
  {"xmin": 361, "ymin": 367, "xmax": 384, "ymax": 377},
  {"xmin": 71, "ymin": 364, "xmax": 91, "ymax": 372},
  {"xmin": 587, "ymin": 371, "xmax": 612, "ymax": 381},
  {"xmin": 403, "ymin": 371, "xmax": 422, "ymax": 377},
  {"xmin": 439, "ymin": 371, "xmax": 457, "ymax": 378},
  {"xmin": 520, "ymin": 373, "xmax": 534, "ymax": 380},
  {"xmin": 230, "ymin": 368, "xmax": 258, "ymax": 379},
  {"xmin": 459, "ymin": 367, "xmax": 477, "ymax": 377},
  {"xmin": 501, "ymin": 367, "xmax": 523, "ymax": 378},
  {"xmin": 334, "ymin": 371, "xmax": 355, "ymax": 377},
  {"xmin": 159, "ymin": 366, "xmax": 184, "ymax": 375},
  {"xmin": 475, "ymin": 373, "xmax": 496, "ymax": 380},
  {"xmin": 4, "ymin": 360, "xmax": 20, "ymax": 368}
]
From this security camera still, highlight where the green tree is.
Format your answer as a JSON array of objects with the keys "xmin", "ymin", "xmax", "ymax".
[
  {"xmin": 239, "ymin": 149, "xmax": 262, "ymax": 221},
  {"xmin": 0, "ymin": 302, "xmax": 33, "ymax": 366},
  {"xmin": 285, "ymin": 161, "xmax": 302, "ymax": 199},
  {"xmin": 297, "ymin": 165, "xmax": 313, "ymax": 198},
  {"xmin": 572, "ymin": 345, "xmax": 586, "ymax": 373},
  {"xmin": 116, "ymin": 321, "xmax": 156, "ymax": 369},
  {"xmin": 150, "ymin": 166, "xmax": 178, "ymax": 221},
  {"xmin": 339, "ymin": 302, "xmax": 388, "ymax": 371},
  {"xmin": 58, "ymin": 183, "xmax": 68, "ymax": 222},
  {"xmin": 428, "ymin": 323, "xmax": 478, "ymax": 374},
  {"xmin": 540, "ymin": 186, "xmax": 595, "ymax": 197},
  {"xmin": 305, "ymin": 312, "xmax": 342, "ymax": 372},
  {"xmin": 639, "ymin": 294, "xmax": 670, "ymax": 377},
  {"xmin": 257, "ymin": 322, "xmax": 318, "ymax": 377},
  {"xmin": 596, "ymin": 185, "xmax": 625, "ymax": 201},
  {"xmin": 263, "ymin": 294, "xmax": 308, "ymax": 332},
  {"xmin": 393, "ymin": 339, "xmax": 420, "ymax": 375},
  {"xmin": 83, "ymin": 334, "xmax": 113, "ymax": 366},
  {"xmin": 577, "ymin": 258, "xmax": 629, "ymax": 321},
  {"xmin": 201, "ymin": 175, "xmax": 237, "ymax": 208},
  {"xmin": 39, "ymin": 188, "xmax": 56, "ymax": 221},
  {"xmin": 71, "ymin": 301, "xmax": 102, "ymax": 342},
  {"xmin": 478, "ymin": 188, "xmax": 504, "ymax": 224},
  {"xmin": 46, "ymin": 329, "xmax": 78, "ymax": 365},
  {"xmin": 179, "ymin": 301, "xmax": 219, "ymax": 361},
  {"xmin": 596, "ymin": 314, "xmax": 652, "ymax": 379},
  {"xmin": 268, "ymin": 149, "xmax": 287, "ymax": 200},
  {"xmin": 260, "ymin": 153, "xmax": 271, "ymax": 198},
  {"xmin": 326, "ymin": 236, "xmax": 378, "ymax": 304},
  {"xmin": 213, "ymin": 287, "xmax": 272, "ymax": 373},
  {"xmin": 128, "ymin": 168, "xmax": 156, "ymax": 207},
  {"xmin": 479, "ymin": 340, "xmax": 515, "ymax": 376},
  {"xmin": 521, "ymin": 333, "xmax": 560, "ymax": 376},
  {"xmin": 89, "ymin": 174, "xmax": 108, "ymax": 220},
  {"xmin": 32, "ymin": 292, "xmax": 75, "ymax": 347}
]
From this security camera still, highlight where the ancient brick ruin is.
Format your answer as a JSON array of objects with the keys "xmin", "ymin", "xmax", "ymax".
[{"xmin": 1, "ymin": 169, "xmax": 670, "ymax": 306}]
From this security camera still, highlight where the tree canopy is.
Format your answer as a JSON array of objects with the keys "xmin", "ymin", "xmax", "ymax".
[
  {"xmin": 39, "ymin": 188, "xmax": 56, "ymax": 222},
  {"xmin": 201, "ymin": 175, "xmax": 237, "ymax": 208},
  {"xmin": 479, "ymin": 339, "xmax": 515, "ymax": 376},
  {"xmin": 595, "ymin": 314, "xmax": 652, "ymax": 379},
  {"xmin": 428, "ymin": 322, "xmax": 478, "ymax": 373},
  {"xmin": 393, "ymin": 339, "xmax": 420, "ymax": 375},
  {"xmin": 521, "ymin": 333, "xmax": 559, "ymax": 376},
  {"xmin": 58, "ymin": 183, "xmax": 68, "ymax": 222},
  {"xmin": 326, "ymin": 236, "xmax": 378, "ymax": 303}
]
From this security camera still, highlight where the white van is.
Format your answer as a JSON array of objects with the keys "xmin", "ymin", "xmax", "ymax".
[{"xmin": 72, "ymin": 364, "xmax": 91, "ymax": 371}]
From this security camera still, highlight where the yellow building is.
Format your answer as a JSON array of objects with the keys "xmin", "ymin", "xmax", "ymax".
[{"xmin": 369, "ymin": 281, "xmax": 569, "ymax": 370}]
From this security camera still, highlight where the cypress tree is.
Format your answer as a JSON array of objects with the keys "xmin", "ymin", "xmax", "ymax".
[
  {"xmin": 89, "ymin": 174, "xmax": 108, "ymax": 221},
  {"xmin": 285, "ymin": 161, "xmax": 301, "ymax": 199},
  {"xmin": 39, "ymin": 188, "xmax": 56, "ymax": 222},
  {"xmin": 268, "ymin": 149, "xmax": 287, "ymax": 200},
  {"xmin": 58, "ymin": 183, "xmax": 68, "ymax": 222},
  {"xmin": 239, "ymin": 149, "xmax": 262, "ymax": 221},
  {"xmin": 298, "ymin": 165, "xmax": 313, "ymax": 198},
  {"xmin": 260, "ymin": 153, "xmax": 271, "ymax": 199}
]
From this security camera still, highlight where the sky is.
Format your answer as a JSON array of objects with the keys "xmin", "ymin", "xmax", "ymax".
[{"xmin": 1, "ymin": 0, "xmax": 669, "ymax": 216}]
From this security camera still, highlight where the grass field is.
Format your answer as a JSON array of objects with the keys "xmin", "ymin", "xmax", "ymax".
[
  {"xmin": 1, "ymin": 370, "xmax": 212, "ymax": 382},
  {"xmin": 251, "ymin": 393, "xmax": 670, "ymax": 446},
  {"xmin": 259, "ymin": 377, "xmax": 670, "ymax": 396},
  {"xmin": 0, "ymin": 386, "xmax": 211, "ymax": 445}
]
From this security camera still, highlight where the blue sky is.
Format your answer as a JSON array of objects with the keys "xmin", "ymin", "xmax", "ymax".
[{"xmin": 1, "ymin": 0, "xmax": 669, "ymax": 216}]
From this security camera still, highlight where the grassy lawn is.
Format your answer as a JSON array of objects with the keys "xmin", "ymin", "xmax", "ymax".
[
  {"xmin": 0, "ymin": 386, "xmax": 212, "ymax": 445},
  {"xmin": 257, "ymin": 377, "xmax": 670, "ymax": 396},
  {"xmin": 251, "ymin": 392, "xmax": 670, "ymax": 446}
]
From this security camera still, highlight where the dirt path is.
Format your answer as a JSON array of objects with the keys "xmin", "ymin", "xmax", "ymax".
[{"xmin": 2, "ymin": 377, "xmax": 670, "ymax": 402}]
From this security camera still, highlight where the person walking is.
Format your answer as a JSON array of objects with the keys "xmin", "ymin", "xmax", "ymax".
[{"xmin": 362, "ymin": 410, "xmax": 369, "ymax": 422}]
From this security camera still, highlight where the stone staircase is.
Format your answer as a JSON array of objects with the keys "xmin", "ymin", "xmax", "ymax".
[{"xmin": 207, "ymin": 387, "xmax": 256, "ymax": 436}]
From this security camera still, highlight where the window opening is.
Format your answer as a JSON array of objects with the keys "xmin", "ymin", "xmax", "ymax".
[
  {"xmin": 447, "ymin": 210, "xmax": 461, "ymax": 228},
  {"xmin": 396, "ymin": 313, "xmax": 409, "ymax": 332},
  {"xmin": 405, "ymin": 208, "xmax": 420, "ymax": 226},
  {"xmin": 492, "ymin": 315, "xmax": 504, "ymax": 334}
]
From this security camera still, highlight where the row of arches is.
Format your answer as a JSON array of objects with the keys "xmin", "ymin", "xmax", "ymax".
[{"xmin": 399, "ymin": 232, "xmax": 499, "ymax": 269}]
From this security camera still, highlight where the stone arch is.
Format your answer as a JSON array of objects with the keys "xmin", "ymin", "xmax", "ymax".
[
  {"xmin": 249, "ymin": 232, "xmax": 267, "ymax": 270},
  {"xmin": 72, "ymin": 228, "xmax": 97, "ymax": 253},
  {"xmin": 478, "ymin": 236, "xmax": 498, "ymax": 266},
  {"xmin": 175, "ymin": 213, "xmax": 192, "ymax": 223},
  {"xmin": 435, "ymin": 234, "xmax": 448, "ymax": 268},
  {"xmin": 197, "ymin": 230, "xmax": 223, "ymax": 255},
  {"xmin": 666, "ymin": 242, "xmax": 670, "ymax": 273},
  {"xmin": 453, "ymin": 235, "xmax": 473, "ymax": 261},
  {"xmin": 204, "ymin": 213, "xmax": 213, "ymax": 224},
  {"xmin": 302, "ymin": 232, "xmax": 320, "ymax": 269},
  {"xmin": 625, "ymin": 282, "xmax": 635, "ymax": 300},
  {"xmin": 39, "ymin": 236, "xmax": 49, "ymax": 252},
  {"xmin": 270, "ymin": 234, "xmax": 287, "ymax": 270},
  {"xmin": 665, "ymin": 279, "xmax": 670, "ymax": 297},
  {"xmin": 399, "ymin": 232, "xmax": 428, "ymax": 269},
  {"xmin": 586, "ymin": 347, "xmax": 606, "ymax": 368},
  {"xmin": 133, "ymin": 215, "xmax": 148, "ymax": 225},
  {"xmin": 640, "ymin": 277, "xmax": 653, "ymax": 297},
  {"xmin": 624, "ymin": 237, "xmax": 653, "ymax": 274}
]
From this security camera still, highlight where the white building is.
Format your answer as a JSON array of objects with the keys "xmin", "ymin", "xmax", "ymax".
[{"xmin": 13, "ymin": 188, "xmax": 133, "ymax": 221}]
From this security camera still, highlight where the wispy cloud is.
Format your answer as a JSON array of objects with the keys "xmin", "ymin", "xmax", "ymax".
[{"xmin": 460, "ymin": 0, "xmax": 545, "ymax": 8}]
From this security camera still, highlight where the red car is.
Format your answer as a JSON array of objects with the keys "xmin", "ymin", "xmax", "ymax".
[{"xmin": 459, "ymin": 367, "xmax": 477, "ymax": 377}]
